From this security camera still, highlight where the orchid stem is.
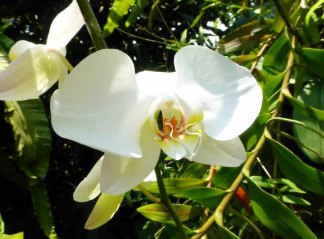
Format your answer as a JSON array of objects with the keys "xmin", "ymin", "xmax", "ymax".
[
  {"xmin": 76, "ymin": 0, "xmax": 107, "ymax": 50},
  {"xmin": 155, "ymin": 151, "xmax": 189, "ymax": 239}
]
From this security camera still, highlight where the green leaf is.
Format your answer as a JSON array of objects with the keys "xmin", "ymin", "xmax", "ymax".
[
  {"xmin": 125, "ymin": 0, "xmax": 150, "ymax": 28},
  {"xmin": 300, "ymin": 48, "xmax": 324, "ymax": 78},
  {"xmin": 5, "ymin": 100, "xmax": 51, "ymax": 179},
  {"xmin": 304, "ymin": 0, "xmax": 322, "ymax": 45},
  {"xmin": 262, "ymin": 33, "xmax": 289, "ymax": 75},
  {"xmin": 137, "ymin": 203, "xmax": 202, "ymax": 223},
  {"xmin": 293, "ymin": 80, "xmax": 324, "ymax": 164},
  {"xmin": 212, "ymin": 166, "xmax": 242, "ymax": 189},
  {"xmin": 283, "ymin": 88, "xmax": 324, "ymax": 121},
  {"xmin": 267, "ymin": 138, "xmax": 324, "ymax": 196},
  {"xmin": 147, "ymin": 178, "xmax": 206, "ymax": 195},
  {"xmin": 30, "ymin": 181, "xmax": 57, "ymax": 238},
  {"xmin": 103, "ymin": 0, "xmax": 135, "ymax": 36},
  {"xmin": 181, "ymin": 187, "xmax": 226, "ymax": 208},
  {"xmin": 250, "ymin": 176, "xmax": 276, "ymax": 189},
  {"xmin": 281, "ymin": 195, "xmax": 310, "ymax": 206},
  {"xmin": 181, "ymin": 163, "xmax": 208, "ymax": 179},
  {"xmin": 248, "ymin": 178, "xmax": 317, "ymax": 239}
]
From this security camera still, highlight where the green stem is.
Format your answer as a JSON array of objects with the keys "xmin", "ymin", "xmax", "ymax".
[
  {"xmin": 155, "ymin": 151, "xmax": 189, "ymax": 239},
  {"xmin": 76, "ymin": 0, "xmax": 107, "ymax": 50}
]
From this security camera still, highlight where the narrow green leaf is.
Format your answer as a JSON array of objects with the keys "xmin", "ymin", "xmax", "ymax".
[
  {"xmin": 293, "ymin": 80, "xmax": 324, "ymax": 164},
  {"xmin": 248, "ymin": 178, "xmax": 317, "ymax": 239},
  {"xmin": 5, "ymin": 100, "xmax": 52, "ymax": 179},
  {"xmin": 147, "ymin": 178, "xmax": 206, "ymax": 195},
  {"xmin": 262, "ymin": 33, "xmax": 289, "ymax": 75},
  {"xmin": 300, "ymin": 48, "xmax": 324, "ymax": 78},
  {"xmin": 304, "ymin": 0, "xmax": 322, "ymax": 45},
  {"xmin": 212, "ymin": 166, "xmax": 241, "ymax": 189},
  {"xmin": 283, "ymin": 89, "xmax": 324, "ymax": 121},
  {"xmin": 30, "ymin": 181, "xmax": 57, "ymax": 238},
  {"xmin": 181, "ymin": 187, "xmax": 226, "ymax": 208},
  {"xmin": 281, "ymin": 195, "xmax": 310, "ymax": 206},
  {"xmin": 267, "ymin": 138, "xmax": 324, "ymax": 196},
  {"xmin": 137, "ymin": 203, "xmax": 202, "ymax": 223},
  {"xmin": 103, "ymin": 0, "xmax": 135, "ymax": 36}
]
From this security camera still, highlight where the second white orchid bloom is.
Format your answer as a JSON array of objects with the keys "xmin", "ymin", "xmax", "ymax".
[
  {"xmin": 0, "ymin": 0, "xmax": 84, "ymax": 101},
  {"xmin": 51, "ymin": 46, "xmax": 262, "ymax": 197}
]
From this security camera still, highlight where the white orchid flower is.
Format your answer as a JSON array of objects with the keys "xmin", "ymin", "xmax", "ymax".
[
  {"xmin": 51, "ymin": 46, "xmax": 262, "ymax": 197},
  {"xmin": 72, "ymin": 156, "xmax": 156, "ymax": 229},
  {"xmin": 0, "ymin": 0, "xmax": 84, "ymax": 101}
]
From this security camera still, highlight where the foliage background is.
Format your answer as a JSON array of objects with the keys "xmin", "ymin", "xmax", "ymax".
[{"xmin": 0, "ymin": 0, "xmax": 323, "ymax": 238}]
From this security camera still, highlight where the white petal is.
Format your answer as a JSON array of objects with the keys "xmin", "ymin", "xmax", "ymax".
[
  {"xmin": 100, "ymin": 120, "xmax": 160, "ymax": 195},
  {"xmin": 73, "ymin": 156, "xmax": 103, "ymax": 202},
  {"xmin": 0, "ymin": 46, "xmax": 65, "ymax": 101},
  {"xmin": 51, "ymin": 49, "xmax": 147, "ymax": 157},
  {"xmin": 193, "ymin": 132, "xmax": 246, "ymax": 167},
  {"xmin": 136, "ymin": 71, "xmax": 177, "ymax": 100},
  {"xmin": 158, "ymin": 139, "xmax": 187, "ymax": 160},
  {"xmin": 46, "ymin": 0, "xmax": 84, "ymax": 51},
  {"xmin": 9, "ymin": 40, "xmax": 36, "ymax": 60},
  {"xmin": 175, "ymin": 45, "xmax": 262, "ymax": 140},
  {"xmin": 85, "ymin": 193, "xmax": 124, "ymax": 230}
]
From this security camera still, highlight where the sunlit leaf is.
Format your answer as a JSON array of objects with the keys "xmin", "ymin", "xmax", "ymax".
[
  {"xmin": 147, "ymin": 178, "xmax": 206, "ymax": 195},
  {"xmin": 267, "ymin": 138, "xmax": 324, "ymax": 196},
  {"xmin": 248, "ymin": 178, "xmax": 317, "ymax": 239},
  {"xmin": 137, "ymin": 203, "xmax": 202, "ymax": 223},
  {"xmin": 103, "ymin": 0, "xmax": 135, "ymax": 36}
]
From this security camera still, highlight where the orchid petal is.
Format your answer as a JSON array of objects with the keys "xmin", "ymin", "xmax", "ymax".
[
  {"xmin": 73, "ymin": 156, "xmax": 103, "ymax": 202},
  {"xmin": 46, "ymin": 0, "xmax": 84, "ymax": 52},
  {"xmin": 0, "ymin": 46, "xmax": 65, "ymax": 101},
  {"xmin": 51, "ymin": 49, "xmax": 147, "ymax": 157},
  {"xmin": 100, "ymin": 120, "xmax": 160, "ymax": 195},
  {"xmin": 133, "ymin": 170, "xmax": 157, "ymax": 190},
  {"xmin": 193, "ymin": 132, "xmax": 246, "ymax": 167},
  {"xmin": 158, "ymin": 139, "xmax": 187, "ymax": 160},
  {"xmin": 85, "ymin": 193, "xmax": 124, "ymax": 230},
  {"xmin": 9, "ymin": 40, "xmax": 36, "ymax": 60},
  {"xmin": 136, "ymin": 71, "xmax": 177, "ymax": 100},
  {"xmin": 175, "ymin": 45, "xmax": 262, "ymax": 140}
]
